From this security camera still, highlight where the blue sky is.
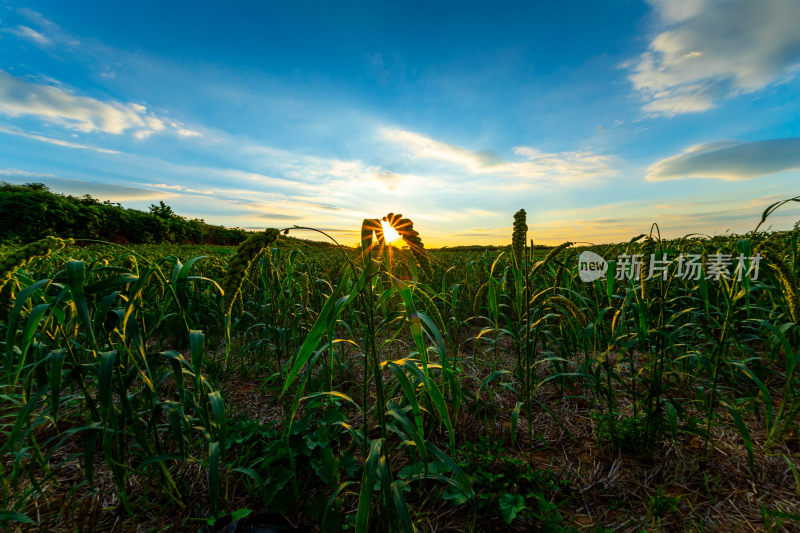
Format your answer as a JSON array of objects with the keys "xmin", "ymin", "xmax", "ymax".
[{"xmin": 1, "ymin": 0, "xmax": 799, "ymax": 246}]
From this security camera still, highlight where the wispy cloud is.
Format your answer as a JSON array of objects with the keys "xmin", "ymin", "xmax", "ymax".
[
  {"xmin": 0, "ymin": 71, "xmax": 199, "ymax": 139},
  {"xmin": 647, "ymin": 138, "xmax": 800, "ymax": 181},
  {"xmin": 12, "ymin": 7, "xmax": 80, "ymax": 47},
  {"xmin": 229, "ymin": 136, "xmax": 444, "ymax": 199},
  {"xmin": 627, "ymin": 0, "xmax": 800, "ymax": 116},
  {"xmin": 0, "ymin": 125, "xmax": 121, "ymax": 154},
  {"xmin": 0, "ymin": 168, "xmax": 59, "ymax": 179},
  {"xmin": 176, "ymin": 128, "xmax": 202, "ymax": 138},
  {"xmin": 381, "ymin": 128, "xmax": 614, "ymax": 184},
  {"xmin": 3, "ymin": 25, "xmax": 51, "ymax": 45}
]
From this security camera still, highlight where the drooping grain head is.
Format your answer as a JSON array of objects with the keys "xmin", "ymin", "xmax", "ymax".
[
  {"xmin": 548, "ymin": 295, "xmax": 588, "ymax": 328},
  {"xmin": 0, "ymin": 236, "xmax": 73, "ymax": 293},
  {"xmin": 473, "ymin": 281, "xmax": 488, "ymax": 317},
  {"xmin": 757, "ymin": 246, "xmax": 799, "ymax": 324},
  {"xmin": 123, "ymin": 255, "xmax": 138, "ymax": 272},
  {"xmin": 532, "ymin": 241, "xmax": 574, "ymax": 275},
  {"xmin": 221, "ymin": 228, "xmax": 280, "ymax": 316},
  {"xmin": 411, "ymin": 285, "xmax": 446, "ymax": 334},
  {"xmin": 640, "ymin": 236, "xmax": 657, "ymax": 297},
  {"xmin": 394, "ymin": 216, "xmax": 431, "ymax": 275}
]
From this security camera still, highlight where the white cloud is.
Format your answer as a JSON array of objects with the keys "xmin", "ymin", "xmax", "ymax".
[
  {"xmin": 0, "ymin": 71, "xmax": 201, "ymax": 140},
  {"xmin": 646, "ymin": 138, "xmax": 800, "ymax": 180},
  {"xmin": 177, "ymin": 128, "xmax": 202, "ymax": 137},
  {"xmin": 628, "ymin": 0, "xmax": 800, "ymax": 115},
  {"xmin": 382, "ymin": 128, "xmax": 614, "ymax": 184},
  {"xmin": 4, "ymin": 25, "xmax": 51, "ymax": 45},
  {"xmin": 0, "ymin": 70, "xmax": 149, "ymax": 134}
]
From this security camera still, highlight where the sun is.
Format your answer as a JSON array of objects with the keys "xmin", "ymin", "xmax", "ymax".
[{"xmin": 380, "ymin": 219, "xmax": 401, "ymax": 244}]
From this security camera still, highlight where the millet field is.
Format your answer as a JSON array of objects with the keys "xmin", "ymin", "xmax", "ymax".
[{"xmin": 1, "ymin": 203, "xmax": 800, "ymax": 532}]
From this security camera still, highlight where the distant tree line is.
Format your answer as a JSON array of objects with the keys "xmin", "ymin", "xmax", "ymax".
[
  {"xmin": 0, "ymin": 182, "xmax": 251, "ymax": 245},
  {"xmin": 434, "ymin": 243, "xmax": 555, "ymax": 252}
]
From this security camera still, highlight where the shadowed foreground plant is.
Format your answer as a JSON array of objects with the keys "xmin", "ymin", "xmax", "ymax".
[{"xmin": 362, "ymin": 214, "xmax": 432, "ymax": 277}]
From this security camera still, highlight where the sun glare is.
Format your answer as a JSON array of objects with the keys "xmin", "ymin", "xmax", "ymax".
[{"xmin": 380, "ymin": 219, "xmax": 401, "ymax": 244}]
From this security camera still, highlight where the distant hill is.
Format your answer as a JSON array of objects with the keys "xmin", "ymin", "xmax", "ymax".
[{"xmin": 0, "ymin": 182, "xmax": 334, "ymax": 248}]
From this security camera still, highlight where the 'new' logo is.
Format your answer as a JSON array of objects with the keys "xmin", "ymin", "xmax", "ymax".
[{"xmin": 578, "ymin": 251, "xmax": 607, "ymax": 282}]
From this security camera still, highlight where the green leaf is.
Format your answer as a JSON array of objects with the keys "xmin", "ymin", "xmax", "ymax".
[
  {"xmin": 48, "ymin": 349, "xmax": 66, "ymax": 420},
  {"xmin": 322, "ymin": 481, "xmax": 354, "ymax": 532},
  {"xmin": 0, "ymin": 512, "xmax": 36, "ymax": 525},
  {"xmin": 442, "ymin": 483, "xmax": 471, "ymax": 505},
  {"xmin": 356, "ymin": 438, "xmax": 383, "ymax": 533},
  {"xmin": 425, "ymin": 442, "xmax": 473, "ymax": 500},
  {"xmin": 2, "ymin": 384, "xmax": 50, "ymax": 453},
  {"xmin": 19, "ymin": 302, "xmax": 49, "ymax": 359},
  {"xmin": 66, "ymin": 260, "xmax": 97, "ymax": 349},
  {"xmin": 390, "ymin": 479, "xmax": 415, "ymax": 533},
  {"xmin": 97, "ymin": 350, "xmax": 117, "ymax": 424},
  {"xmin": 5, "ymin": 278, "xmax": 49, "ymax": 374},
  {"xmin": 478, "ymin": 370, "xmax": 509, "ymax": 400},
  {"xmin": 208, "ymin": 390, "xmax": 226, "ymax": 451},
  {"xmin": 189, "ymin": 330, "xmax": 205, "ymax": 389},
  {"xmin": 232, "ymin": 508, "xmax": 252, "ymax": 521},
  {"xmin": 386, "ymin": 362, "xmax": 424, "ymax": 439},
  {"xmin": 209, "ymin": 441, "xmax": 221, "ymax": 515},
  {"xmin": 301, "ymin": 391, "xmax": 363, "ymax": 414},
  {"xmin": 85, "ymin": 273, "xmax": 139, "ymax": 294},
  {"xmin": 498, "ymin": 493, "xmax": 526, "ymax": 524},
  {"xmin": 734, "ymin": 362, "xmax": 773, "ymax": 430},
  {"xmin": 386, "ymin": 407, "xmax": 427, "ymax": 465},
  {"xmin": 231, "ymin": 467, "xmax": 265, "ymax": 499},
  {"xmin": 725, "ymin": 403, "xmax": 753, "ymax": 470}
]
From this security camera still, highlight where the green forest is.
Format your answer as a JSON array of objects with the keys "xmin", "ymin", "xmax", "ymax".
[{"xmin": 0, "ymin": 183, "xmax": 251, "ymax": 246}]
